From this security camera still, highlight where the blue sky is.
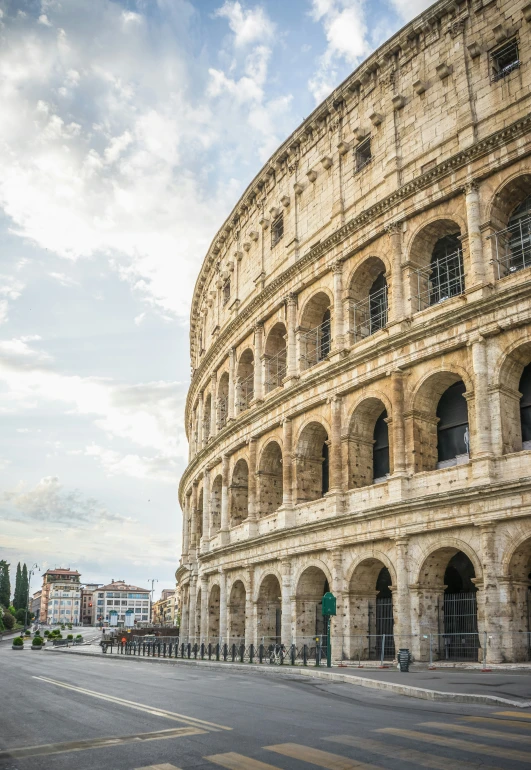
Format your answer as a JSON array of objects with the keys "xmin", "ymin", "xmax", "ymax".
[{"xmin": 0, "ymin": 0, "xmax": 432, "ymax": 599}]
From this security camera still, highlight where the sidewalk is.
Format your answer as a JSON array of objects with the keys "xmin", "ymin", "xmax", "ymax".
[{"xmin": 49, "ymin": 644, "xmax": 531, "ymax": 708}]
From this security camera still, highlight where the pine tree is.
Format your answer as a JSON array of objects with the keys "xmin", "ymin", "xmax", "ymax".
[
  {"xmin": 13, "ymin": 562, "xmax": 22, "ymax": 610},
  {"xmin": 21, "ymin": 563, "xmax": 29, "ymax": 611},
  {"xmin": 0, "ymin": 561, "xmax": 10, "ymax": 608}
]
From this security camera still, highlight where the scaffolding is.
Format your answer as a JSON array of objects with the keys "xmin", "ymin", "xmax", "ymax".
[
  {"xmin": 491, "ymin": 213, "xmax": 531, "ymax": 278},
  {"xmin": 237, "ymin": 374, "xmax": 254, "ymax": 412},
  {"xmin": 264, "ymin": 349, "xmax": 287, "ymax": 393},
  {"xmin": 413, "ymin": 248, "xmax": 464, "ymax": 312},
  {"xmin": 352, "ymin": 285, "xmax": 388, "ymax": 342},
  {"xmin": 300, "ymin": 320, "xmax": 331, "ymax": 370}
]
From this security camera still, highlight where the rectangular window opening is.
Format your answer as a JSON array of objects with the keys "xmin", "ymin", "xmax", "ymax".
[
  {"xmin": 223, "ymin": 279, "xmax": 231, "ymax": 305},
  {"xmin": 271, "ymin": 214, "xmax": 284, "ymax": 248},
  {"xmin": 490, "ymin": 38, "xmax": 519, "ymax": 82},
  {"xmin": 355, "ymin": 138, "xmax": 372, "ymax": 172}
]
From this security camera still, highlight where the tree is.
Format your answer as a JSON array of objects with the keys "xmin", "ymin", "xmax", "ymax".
[
  {"xmin": 0, "ymin": 560, "xmax": 10, "ymax": 608},
  {"xmin": 13, "ymin": 563, "xmax": 22, "ymax": 609},
  {"xmin": 2, "ymin": 610, "xmax": 15, "ymax": 630},
  {"xmin": 21, "ymin": 563, "xmax": 29, "ymax": 612}
]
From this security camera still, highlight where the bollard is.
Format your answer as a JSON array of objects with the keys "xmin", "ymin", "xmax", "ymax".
[
  {"xmin": 239, "ymin": 644, "xmax": 244, "ymax": 663},
  {"xmin": 216, "ymin": 643, "xmax": 220, "ymax": 661},
  {"xmin": 187, "ymin": 642, "xmax": 191, "ymax": 659},
  {"xmin": 259, "ymin": 643, "xmax": 264, "ymax": 663},
  {"xmin": 231, "ymin": 643, "xmax": 236, "ymax": 662},
  {"xmin": 208, "ymin": 643, "xmax": 212, "ymax": 660},
  {"xmin": 194, "ymin": 643, "xmax": 198, "ymax": 659},
  {"xmin": 181, "ymin": 643, "xmax": 185, "ymax": 658},
  {"xmin": 291, "ymin": 644, "xmax": 296, "ymax": 666},
  {"xmin": 380, "ymin": 634, "xmax": 386, "ymax": 667},
  {"xmin": 163, "ymin": 642, "xmax": 167, "ymax": 657},
  {"xmin": 316, "ymin": 638, "xmax": 321, "ymax": 667},
  {"xmin": 143, "ymin": 643, "xmax": 146, "ymax": 656},
  {"xmin": 201, "ymin": 642, "xmax": 205, "ymax": 660},
  {"xmin": 250, "ymin": 644, "xmax": 254, "ymax": 664},
  {"xmin": 223, "ymin": 643, "xmax": 228, "ymax": 662},
  {"xmin": 168, "ymin": 643, "xmax": 172, "ymax": 657},
  {"xmin": 303, "ymin": 644, "xmax": 308, "ymax": 666}
]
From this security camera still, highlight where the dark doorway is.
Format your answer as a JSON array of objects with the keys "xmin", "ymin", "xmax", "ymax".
[
  {"xmin": 442, "ymin": 551, "xmax": 479, "ymax": 661},
  {"xmin": 373, "ymin": 409, "xmax": 389, "ymax": 480},
  {"xmin": 437, "ymin": 381, "xmax": 469, "ymax": 463}
]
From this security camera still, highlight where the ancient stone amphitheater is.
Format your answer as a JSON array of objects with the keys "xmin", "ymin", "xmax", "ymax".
[{"xmin": 177, "ymin": 0, "xmax": 531, "ymax": 664}]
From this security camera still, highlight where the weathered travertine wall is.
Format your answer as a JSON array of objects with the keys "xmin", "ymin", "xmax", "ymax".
[{"xmin": 176, "ymin": 0, "xmax": 531, "ymax": 664}]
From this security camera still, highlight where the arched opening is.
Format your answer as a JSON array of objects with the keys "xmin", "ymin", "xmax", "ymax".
[
  {"xmin": 490, "ymin": 177, "xmax": 531, "ymax": 278},
  {"xmin": 348, "ymin": 558, "xmax": 394, "ymax": 661},
  {"xmin": 230, "ymin": 459, "xmax": 249, "ymax": 527},
  {"xmin": 197, "ymin": 489, "xmax": 203, "ymax": 540},
  {"xmin": 409, "ymin": 220, "xmax": 464, "ymax": 312},
  {"xmin": 507, "ymin": 537, "xmax": 531, "ymax": 661},
  {"xmin": 194, "ymin": 588, "xmax": 201, "ymax": 640},
  {"xmin": 416, "ymin": 547, "xmax": 479, "ymax": 662},
  {"xmin": 203, "ymin": 394, "xmax": 212, "ymax": 442},
  {"xmin": 412, "ymin": 371, "xmax": 470, "ymax": 472},
  {"xmin": 349, "ymin": 257, "xmax": 388, "ymax": 342},
  {"xmin": 210, "ymin": 475, "xmax": 222, "ymax": 535},
  {"xmin": 208, "ymin": 584, "xmax": 220, "ymax": 641},
  {"xmin": 217, "ymin": 372, "xmax": 229, "ymax": 429},
  {"xmin": 300, "ymin": 292, "xmax": 331, "ymax": 369},
  {"xmin": 436, "ymin": 381, "xmax": 469, "ymax": 468},
  {"xmin": 228, "ymin": 580, "xmax": 246, "ymax": 643},
  {"xmin": 295, "ymin": 566, "xmax": 330, "ymax": 649},
  {"xmin": 348, "ymin": 398, "xmax": 390, "ymax": 488},
  {"xmin": 237, "ymin": 349, "xmax": 254, "ymax": 412},
  {"xmin": 257, "ymin": 574, "xmax": 282, "ymax": 644},
  {"xmin": 257, "ymin": 441, "xmax": 283, "ymax": 516},
  {"xmin": 296, "ymin": 422, "xmax": 329, "ymax": 502},
  {"xmin": 520, "ymin": 363, "xmax": 531, "ymax": 450},
  {"xmin": 264, "ymin": 323, "xmax": 287, "ymax": 393}
]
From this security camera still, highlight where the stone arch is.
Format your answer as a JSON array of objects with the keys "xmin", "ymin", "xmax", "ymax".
[
  {"xmin": 237, "ymin": 349, "xmax": 254, "ymax": 412},
  {"xmin": 347, "ymin": 256, "xmax": 388, "ymax": 342},
  {"xmin": 228, "ymin": 580, "xmax": 246, "ymax": 642},
  {"xmin": 295, "ymin": 420, "xmax": 329, "ymax": 502},
  {"xmin": 264, "ymin": 322, "xmax": 287, "ymax": 392},
  {"xmin": 496, "ymin": 337, "xmax": 531, "ymax": 453},
  {"xmin": 347, "ymin": 555, "xmax": 395, "ymax": 660},
  {"xmin": 256, "ymin": 573, "xmax": 282, "ymax": 642},
  {"xmin": 208, "ymin": 583, "xmax": 220, "ymax": 640},
  {"xmin": 230, "ymin": 458, "xmax": 249, "ymax": 526},
  {"xmin": 257, "ymin": 440, "xmax": 283, "ymax": 517},
  {"xmin": 217, "ymin": 371, "xmax": 229, "ymax": 429},
  {"xmin": 410, "ymin": 368, "xmax": 473, "ymax": 472},
  {"xmin": 487, "ymin": 171, "xmax": 531, "ymax": 232},
  {"xmin": 299, "ymin": 291, "xmax": 332, "ymax": 368},
  {"xmin": 504, "ymin": 534, "xmax": 531, "ymax": 659},
  {"xmin": 347, "ymin": 395, "xmax": 392, "ymax": 488},
  {"xmin": 210, "ymin": 474, "xmax": 222, "ymax": 534},
  {"xmin": 407, "ymin": 217, "xmax": 464, "ymax": 311},
  {"xmin": 295, "ymin": 564, "xmax": 331, "ymax": 644}
]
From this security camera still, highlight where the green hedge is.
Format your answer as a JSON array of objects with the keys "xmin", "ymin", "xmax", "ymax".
[{"xmin": 12, "ymin": 636, "xmax": 24, "ymax": 646}]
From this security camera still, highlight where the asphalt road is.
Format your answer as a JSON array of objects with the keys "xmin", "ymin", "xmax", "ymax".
[{"xmin": 1, "ymin": 641, "xmax": 531, "ymax": 770}]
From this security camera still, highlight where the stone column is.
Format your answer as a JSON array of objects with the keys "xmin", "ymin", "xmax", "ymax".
[
  {"xmin": 478, "ymin": 524, "xmax": 502, "ymax": 663},
  {"xmin": 228, "ymin": 347, "xmax": 236, "ymax": 420},
  {"xmin": 245, "ymin": 567, "xmax": 254, "ymax": 648},
  {"xmin": 180, "ymin": 585, "xmax": 189, "ymax": 641},
  {"xmin": 188, "ymin": 573, "xmax": 197, "ymax": 639},
  {"xmin": 464, "ymin": 181, "xmax": 485, "ymax": 288},
  {"xmin": 200, "ymin": 576, "xmax": 208, "ymax": 641},
  {"xmin": 253, "ymin": 324, "xmax": 264, "ymax": 401},
  {"xmin": 182, "ymin": 493, "xmax": 190, "ymax": 560},
  {"xmin": 210, "ymin": 372, "xmax": 217, "ymax": 439},
  {"xmin": 471, "ymin": 335, "xmax": 492, "ymax": 458},
  {"xmin": 280, "ymin": 559, "xmax": 292, "ymax": 645},
  {"xmin": 202, "ymin": 468, "xmax": 210, "ymax": 548},
  {"xmin": 330, "ymin": 548, "xmax": 345, "ymax": 660},
  {"xmin": 197, "ymin": 392, "xmax": 204, "ymax": 451},
  {"xmin": 329, "ymin": 395, "xmax": 343, "ymax": 492},
  {"xmin": 281, "ymin": 418, "xmax": 293, "ymax": 507},
  {"xmin": 220, "ymin": 454, "xmax": 230, "ymax": 534},
  {"xmin": 332, "ymin": 261, "xmax": 345, "ymax": 352},
  {"xmin": 286, "ymin": 294, "xmax": 298, "ymax": 380},
  {"xmin": 386, "ymin": 222, "xmax": 404, "ymax": 322},
  {"xmin": 190, "ymin": 481, "xmax": 198, "ymax": 550},
  {"xmin": 248, "ymin": 437, "xmax": 258, "ymax": 521},
  {"xmin": 391, "ymin": 370, "xmax": 406, "ymax": 475},
  {"xmin": 394, "ymin": 537, "xmax": 411, "ymax": 645},
  {"xmin": 219, "ymin": 569, "xmax": 227, "ymax": 643}
]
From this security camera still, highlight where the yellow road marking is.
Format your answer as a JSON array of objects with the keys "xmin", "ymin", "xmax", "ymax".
[
  {"xmin": 205, "ymin": 753, "xmax": 281, "ymax": 770},
  {"xmin": 134, "ymin": 765, "xmax": 181, "ymax": 770},
  {"xmin": 266, "ymin": 743, "xmax": 383, "ymax": 769},
  {"xmin": 0, "ymin": 727, "xmax": 203, "ymax": 761},
  {"xmin": 376, "ymin": 727, "xmax": 531, "ymax": 764},
  {"xmin": 33, "ymin": 675, "xmax": 231, "ymax": 731},
  {"xmin": 494, "ymin": 711, "xmax": 531, "ymax": 720},
  {"xmin": 326, "ymin": 734, "xmax": 508, "ymax": 770},
  {"xmin": 463, "ymin": 716, "xmax": 531, "ymax": 730},
  {"xmin": 419, "ymin": 721, "xmax": 531, "ymax": 744}
]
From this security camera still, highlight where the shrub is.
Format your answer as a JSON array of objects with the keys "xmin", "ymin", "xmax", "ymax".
[
  {"xmin": 34, "ymin": 630, "xmax": 41, "ymax": 637},
  {"xmin": 31, "ymin": 636, "xmax": 44, "ymax": 646},
  {"xmin": 12, "ymin": 636, "xmax": 24, "ymax": 646},
  {"xmin": 44, "ymin": 630, "xmax": 50, "ymax": 636},
  {"xmin": 67, "ymin": 634, "xmax": 73, "ymax": 640},
  {"xmin": 24, "ymin": 629, "xmax": 31, "ymax": 636},
  {"xmin": 55, "ymin": 633, "xmax": 63, "ymax": 639},
  {"xmin": 2, "ymin": 611, "xmax": 15, "ymax": 630},
  {"xmin": 76, "ymin": 634, "xmax": 82, "ymax": 638},
  {"xmin": 15, "ymin": 608, "xmax": 26, "ymax": 623}
]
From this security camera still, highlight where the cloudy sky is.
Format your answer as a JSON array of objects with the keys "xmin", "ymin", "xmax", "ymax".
[{"xmin": 0, "ymin": 0, "xmax": 432, "ymax": 599}]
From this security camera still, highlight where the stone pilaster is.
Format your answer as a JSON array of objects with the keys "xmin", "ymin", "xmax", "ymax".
[
  {"xmin": 394, "ymin": 537, "xmax": 412, "ymax": 644},
  {"xmin": 197, "ymin": 391, "xmax": 204, "ymax": 451},
  {"xmin": 281, "ymin": 418, "xmax": 293, "ymax": 507},
  {"xmin": 245, "ymin": 567, "xmax": 254, "ymax": 648},
  {"xmin": 386, "ymin": 222, "xmax": 404, "ymax": 323},
  {"xmin": 464, "ymin": 181, "xmax": 485, "ymax": 290},
  {"xmin": 202, "ymin": 468, "xmax": 210, "ymax": 550},
  {"xmin": 330, "ymin": 548, "xmax": 345, "ymax": 660},
  {"xmin": 329, "ymin": 395, "xmax": 343, "ymax": 493},
  {"xmin": 182, "ymin": 491, "xmax": 191, "ymax": 560},
  {"xmin": 332, "ymin": 261, "xmax": 345, "ymax": 354},
  {"xmin": 200, "ymin": 575, "xmax": 208, "ymax": 641},
  {"xmin": 471, "ymin": 335, "xmax": 492, "ymax": 458},
  {"xmin": 188, "ymin": 573, "xmax": 197, "ymax": 640},
  {"xmin": 210, "ymin": 372, "xmax": 217, "ymax": 439},
  {"xmin": 280, "ymin": 559, "xmax": 292, "ymax": 644},
  {"xmin": 285, "ymin": 294, "xmax": 298, "ymax": 382},
  {"xmin": 253, "ymin": 324, "xmax": 264, "ymax": 401},
  {"xmin": 190, "ymin": 481, "xmax": 198, "ymax": 550},
  {"xmin": 248, "ymin": 437, "xmax": 258, "ymax": 522},
  {"xmin": 228, "ymin": 347, "xmax": 236, "ymax": 420},
  {"xmin": 219, "ymin": 569, "xmax": 227, "ymax": 642},
  {"xmin": 391, "ymin": 370, "xmax": 406, "ymax": 476},
  {"xmin": 478, "ymin": 524, "xmax": 503, "ymax": 663},
  {"xmin": 220, "ymin": 454, "xmax": 230, "ymax": 543}
]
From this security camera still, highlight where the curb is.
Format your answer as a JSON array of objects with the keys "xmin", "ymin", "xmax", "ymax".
[{"xmin": 50, "ymin": 647, "xmax": 531, "ymax": 709}]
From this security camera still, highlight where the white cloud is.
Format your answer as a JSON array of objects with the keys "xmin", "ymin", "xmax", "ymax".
[
  {"xmin": 388, "ymin": 0, "xmax": 434, "ymax": 21},
  {"xmin": 214, "ymin": 1, "xmax": 275, "ymax": 47},
  {"xmin": 49, "ymin": 271, "xmax": 79, "ymax": 287},
  {"xmin": 85, "ymin": 444, "xmax": 178, "ymax": 485}
]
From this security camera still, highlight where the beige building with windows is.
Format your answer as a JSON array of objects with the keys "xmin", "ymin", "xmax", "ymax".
[
  {"xmin": 176, "ymin": 0, "xmax": 531, "ymax": 664},
  {"xmin": 40, "ymin": 569, "xmax": 81, "ymax": 626},
  {"xmin": 96, "ymin": 580, "xmax": 151, "ymax": 627}
]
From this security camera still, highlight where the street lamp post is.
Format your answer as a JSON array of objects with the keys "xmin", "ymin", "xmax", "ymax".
[
  {"xmin": 24, "ymin": 564, "xmax": 40, "ymax": 632},
  {"xmin": 148, "ymin": 578, "xmax": 158, "ymax": 622}
]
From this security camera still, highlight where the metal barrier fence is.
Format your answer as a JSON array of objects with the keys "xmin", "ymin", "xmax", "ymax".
[
  {"xmin": 103, "ymin": 631, "xmax": 531, "ymax": 665},
  {"xmin": 413, "ymin": 249, "xmax": 464, "ymax": 312},
  {"xmin": 352, "ymin": 286, "xmax": 388, "ymax": 342},
  {"xmin": 300, "ymin": 321, "xmax": 331, "ymax": 370},
  {"xmin": 491, "ymin": 213, "xmax": 531, "ymax": 278},
  {"xmin": 264, "ymin": 350, "xmax": 287, "ymax": 393}
]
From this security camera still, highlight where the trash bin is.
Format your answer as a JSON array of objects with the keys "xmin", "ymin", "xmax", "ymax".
[{"xmin": 397, "ymin": 648, "xmax": 411, "ymax": 672}]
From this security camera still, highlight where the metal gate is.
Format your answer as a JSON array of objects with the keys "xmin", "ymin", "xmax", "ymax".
[
  {"xmin": 442, "ymin": 592, "xmax": 480, "ymax": 661},
  {"xmin": 376, "ymin": 596, "xmax": 395, "ymax": 660}
]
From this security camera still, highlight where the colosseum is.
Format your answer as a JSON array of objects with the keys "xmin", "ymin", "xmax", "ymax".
[{"xmin": 176, "ymin": 0, "xmax": 531, "ymax": 665}]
